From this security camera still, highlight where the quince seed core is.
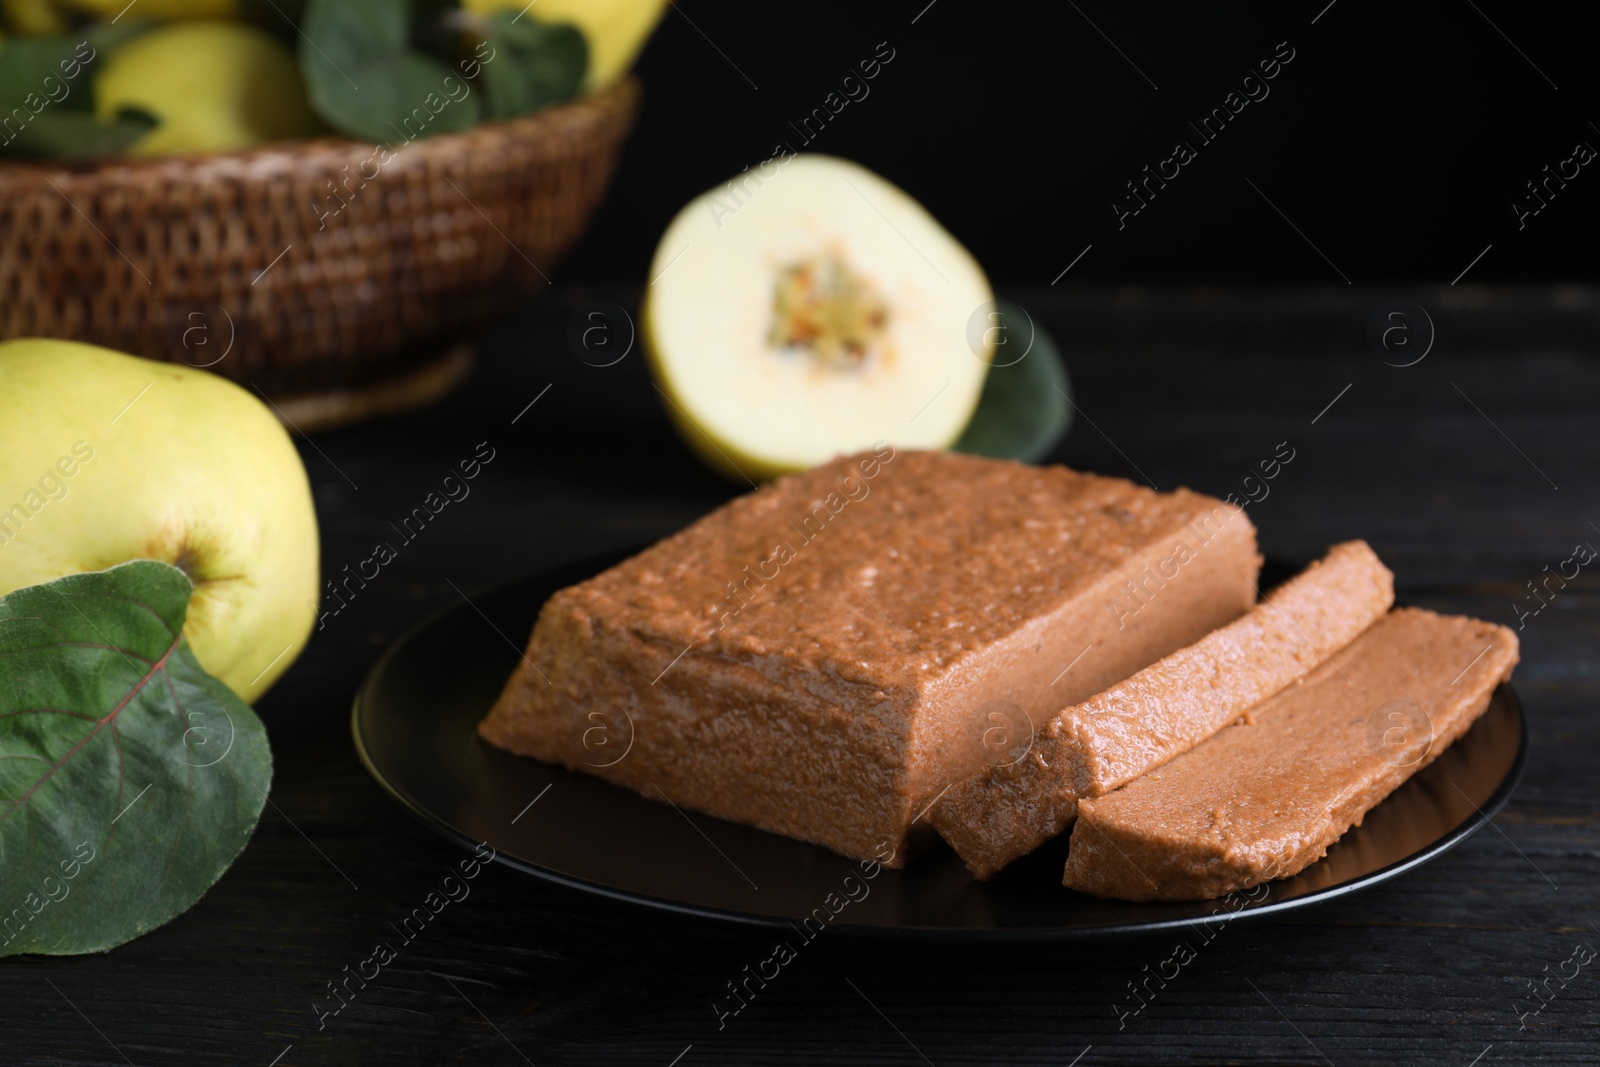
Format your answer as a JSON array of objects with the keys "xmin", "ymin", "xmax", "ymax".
[{"xmin": 768, "ymin": 252, "xmax": 888, "ymax": 369}]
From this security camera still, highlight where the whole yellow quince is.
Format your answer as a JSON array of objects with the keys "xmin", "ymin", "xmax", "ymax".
[
  {"xmin": 95, "ymin": 21, "xmax": 323, "ymax": 156},
  {"xmin": 463, "ymin": 0, "xmax": 666, "ymax": 91},
  {"xmin": 0, "ymin": 340, "xmax": 320, "ymax": 704}
]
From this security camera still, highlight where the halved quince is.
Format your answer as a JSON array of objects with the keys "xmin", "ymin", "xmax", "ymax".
[{"xmin": 644, "ymin": 154, "xmax": 993, "ymax": 480}]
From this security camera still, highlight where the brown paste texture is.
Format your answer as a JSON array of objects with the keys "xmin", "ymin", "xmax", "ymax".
[
  {"xmin": 479, "ymin": 449, "xmax": 1259, "ymax": 864},
  {"xmin": 933, "ymin": 541, "xmax": 1394, "ymax": 879},
  {"xmin": 1063, "ymin": 607, "xmax": 1518, "ymax": 901}
]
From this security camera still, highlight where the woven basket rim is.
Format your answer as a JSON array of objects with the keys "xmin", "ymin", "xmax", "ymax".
[{"xmin": 0, "ymin": 76, "xmax": 639, "ymax": 182}]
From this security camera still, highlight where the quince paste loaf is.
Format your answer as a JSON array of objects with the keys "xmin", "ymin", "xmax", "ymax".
[{"xmin": 479, "ymin": 448, "xmax": 1261, "ymax": 864}]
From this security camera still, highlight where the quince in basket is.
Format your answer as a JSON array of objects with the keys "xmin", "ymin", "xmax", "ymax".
[{"xmin": 94, "ymin": 20, "xmax": 323, "ymax": 156}]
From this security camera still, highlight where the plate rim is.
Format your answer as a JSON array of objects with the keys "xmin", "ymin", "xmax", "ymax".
[{"xmin": 352, "ymin": 556, "xmax": 1529, "ymax": 943}]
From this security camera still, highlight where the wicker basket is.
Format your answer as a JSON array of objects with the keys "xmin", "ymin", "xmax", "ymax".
[{"xmin": 0, "ymin": 78, "xmax": 639, "ymax": 429}]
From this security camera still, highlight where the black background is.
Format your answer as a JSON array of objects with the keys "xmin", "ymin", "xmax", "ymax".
[{"xmin": 562, "ymin": 0, "xmax": 1600, "ymax": 285}]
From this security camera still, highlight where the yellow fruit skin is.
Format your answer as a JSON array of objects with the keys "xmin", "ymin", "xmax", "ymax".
[
  {"xmin": 0, "ymin": 340, "xmax": 320, "ymax": 705},
  {"xmin": 95, "ymin": 21, "xmax": 323, "ymax": 156},
  {"xmin": 62, "ymin": 0, "xmax": 234, "ymax": 16},
  {"xmin": 463, "ymin": 0, "xmax": 666, "ymax": 91}
]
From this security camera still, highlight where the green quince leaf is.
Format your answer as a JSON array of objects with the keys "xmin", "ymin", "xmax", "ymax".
[
  {"xmin": 0, "ymin": 109, "xmax": 157, "ymax": 160},
  {"xmin": 479, "ymin": 11, "xmax": 586, "ymax": 120},
  {"xmin": 299, "ymin": 0, "xmax": 479, "ymax": 143},
  {"xmin": 0, "ymin": 561, "xmax": 271, "ymax": 957},
  {"xmin": 953, "ymin": 301, "xmax": 1074, "ymax": 464},
  {"xmin": 0, "ymin": 28, "xmax": 163, "ymax": 159},
  {"xmin": 239, "ymin": 0, "xmax": 308, "ymax": 25},
  {"xmin": 0, "ymin": 37, "xmax": 94, "ymax": 123},
  {"xmin": 0, "ymin": 24, "xmax": 153, "ymax": 109}
]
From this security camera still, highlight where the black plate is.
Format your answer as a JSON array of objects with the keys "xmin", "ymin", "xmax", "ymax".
[{"xmin": 352, "ymin": 550, "xmax": 1527, "ymax": 941}]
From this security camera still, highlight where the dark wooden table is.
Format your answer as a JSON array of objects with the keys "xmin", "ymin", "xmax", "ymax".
[{"xmin": 5, "ymin": 286, "xmax": 1596, "ymax": 1066}]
